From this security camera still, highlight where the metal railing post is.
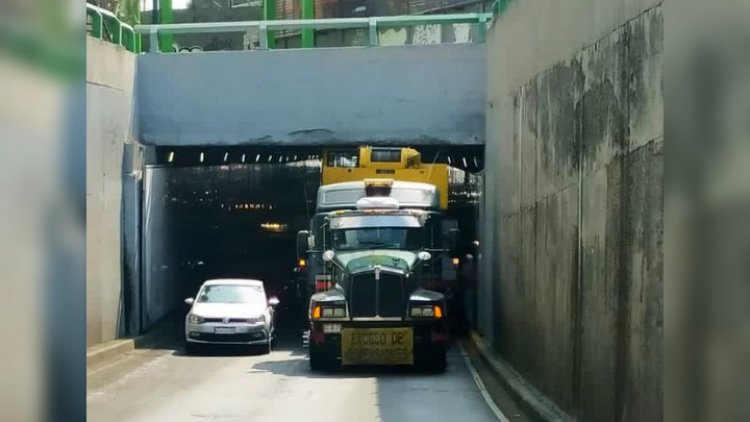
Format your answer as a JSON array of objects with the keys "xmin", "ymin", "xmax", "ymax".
[
  {"xmin": 300, "ymin": 0, "xmax": 315, "ymax": 48},
  {"xmin": 368, "ymin": 18, "xmax": 378, "ymax": 46},
  {"xmin": 476, "ymin": 14, "xmax": 488, "ymax": 43},
  {"xmin": 149, "ymin": 27, "xmax": 160, "ymax": 52},
  {"xmin": 262, "ymin": 0, "xmax": 276, "ymax": 49},
  {"xmin": 159, "ymin": 0, "xmax": 174, "ymax": 53},
  {"xmin": 259, "ymin": 22, "xmax": 269, "ymax": 50},
  {"xmin": 90, "ymin": 10, "xmax": 103, "ymax": 39}
]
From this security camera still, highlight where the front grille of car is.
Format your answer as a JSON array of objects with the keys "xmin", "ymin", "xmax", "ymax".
[
  {"xmin": 350, "ymin": 272, "xmax": 404, "ymax": 318},
  {"xmin": 203, "ymin": 318, "xmax": 247, "ymax": 323}
]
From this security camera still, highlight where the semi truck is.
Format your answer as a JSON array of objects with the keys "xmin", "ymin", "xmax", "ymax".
[{"xmin": 296, "ymin": 147, "xmax": 460, "ymax": 372}]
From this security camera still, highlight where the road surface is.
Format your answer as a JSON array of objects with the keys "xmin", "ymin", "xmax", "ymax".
[{"xmin": 87, "ymin": 334, "xmax": 518, "ymax": 422}]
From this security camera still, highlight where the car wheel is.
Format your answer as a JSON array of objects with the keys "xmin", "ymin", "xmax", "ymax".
[
  {"xmin": 265, "ymin": 337, "xmax": 272, "ymax": 354},
  {"xmin": 184, "ymin": 341, "xmax": 197, "ymax": 356}
]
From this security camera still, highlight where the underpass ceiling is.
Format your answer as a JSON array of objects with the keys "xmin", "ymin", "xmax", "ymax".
[{"xmin": 148, "ymin": 145, "xmax": 485, "ymax": 172}]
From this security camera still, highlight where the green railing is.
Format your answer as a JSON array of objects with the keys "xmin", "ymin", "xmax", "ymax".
[
  {"xmin": 491, "ymin": 0, "xmax": 514, "ymax": 16},
  {"xmin": 134, "ymin": 13, "xmax": 492, "ymax": 53},
  {"xmin": 86, "ymin": 3, "xmax": 140, "ymax": 53}
]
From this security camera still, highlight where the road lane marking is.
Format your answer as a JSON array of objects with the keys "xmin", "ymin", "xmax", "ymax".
[{"xmin": 458, "ymin": 342, "xmax": 511, "ymax": 422}]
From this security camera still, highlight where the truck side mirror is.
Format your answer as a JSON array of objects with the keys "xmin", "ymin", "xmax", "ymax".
[
  {"xmin": 296, "ymin": 230, "xmax": 309, "ymax": 258},
  {"xmin": 448, "ymin": 228, "xmax": 460, "ymax": 255}
]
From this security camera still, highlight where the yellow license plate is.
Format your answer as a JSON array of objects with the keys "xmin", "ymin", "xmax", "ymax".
[{"xmin": 340, "ymin": 327, "xmax": 414, "ymax": 365}]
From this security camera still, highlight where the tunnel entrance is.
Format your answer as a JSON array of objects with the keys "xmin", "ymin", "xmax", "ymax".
[
  {"xmin": 133, "ymin": 145, "xmax": 483, "ymax": 343},
  {"xmin": 141, "ymin": 154, "xmax": 320, "ymax": 335}
]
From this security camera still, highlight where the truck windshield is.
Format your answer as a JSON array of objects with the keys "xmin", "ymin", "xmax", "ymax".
[{"xmin": 331, "ymin": 227, "xmax": 423, "ymax": 251}]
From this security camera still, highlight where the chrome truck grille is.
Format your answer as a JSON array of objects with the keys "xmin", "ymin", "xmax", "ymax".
[{"xmin": 350, "ymin": 272, "xmax": 405, "ymax": 318}]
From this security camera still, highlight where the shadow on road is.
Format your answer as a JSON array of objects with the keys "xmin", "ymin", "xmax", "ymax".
[
  {"xmin": 249, "ymin": 343, "xmax": 457, "ymax": 379},
  {"xmin": 250, "ymin": 358, "xmax": 450, "ymax": 378},
  {"xmin": 168, "ymin": 326, "xmax": 309, "ymax": 358}
]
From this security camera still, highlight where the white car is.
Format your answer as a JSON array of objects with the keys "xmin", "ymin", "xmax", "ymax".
[{"xmin": 184, "ymin": 279, "xmax": 279, "ymax": 354}]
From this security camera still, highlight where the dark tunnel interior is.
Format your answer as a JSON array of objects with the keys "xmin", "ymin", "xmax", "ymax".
[{"xmin": 138, "ymin": 146, "xmax": 482, "ymax": 341}]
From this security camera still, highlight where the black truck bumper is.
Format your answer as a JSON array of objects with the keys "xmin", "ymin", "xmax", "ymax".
[{"xmin": 308, "ymin": 320, "xmax": 449, "ymax": 368}]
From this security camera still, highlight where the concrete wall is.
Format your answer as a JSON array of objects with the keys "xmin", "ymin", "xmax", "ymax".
[
  {"xmin": 141, "ymin": 167, "xmax": 180, "ymax": 328},
  {"xmin": 482, "ymin": 1, "xmax": 663, "ymax": 421},
  {"xmin": 86, "ymin": 37, "xmax": 136, "ymax": 347},
  {"xmin": 134, "ymin": 44, "xmax": 486, "ymax": 147}
]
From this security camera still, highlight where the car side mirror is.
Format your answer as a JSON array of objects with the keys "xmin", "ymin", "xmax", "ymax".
[
  {"xmin": 184, "ymin": 298, "xmax": 194, "ymax": 305},
  {"xmin": 268, "ymin": 296, "xmax": 280, "ymax": 307}
]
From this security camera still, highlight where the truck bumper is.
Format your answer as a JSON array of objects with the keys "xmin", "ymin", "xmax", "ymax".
[{"xmin": 308, "ymin": 320, "xmax": 448, "ymax": 366}]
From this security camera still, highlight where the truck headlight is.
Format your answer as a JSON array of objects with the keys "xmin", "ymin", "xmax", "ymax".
[
  {"xmin": 410, "ymin": 304, "xmax": 443, "ymax": 318},
  {"xmin": 312, "ymin": 303, "xmax": 347, "ymax": 319},
  {"xmin": 321, "ymin": 306, "xmax": 346, "ymax": 318},
  {"xmin": 189, "ymin": 314, "xmax": 205, "ymax": 324}
]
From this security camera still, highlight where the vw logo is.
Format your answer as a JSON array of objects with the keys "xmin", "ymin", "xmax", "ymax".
[{"xmin": 223, "ymin": 317, "xmax": 230, "ymax": 324}]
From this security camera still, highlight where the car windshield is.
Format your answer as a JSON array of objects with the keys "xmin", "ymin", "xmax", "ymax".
[
  {"xmin": 332, "ymin": 227, "xmax": 424, "ymax": 251},
  {"xmin": 197, "ymin": 284, "xmax": 265, "ymax": 304}
]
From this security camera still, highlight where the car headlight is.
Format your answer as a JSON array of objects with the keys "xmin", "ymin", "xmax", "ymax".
[
  {"xmin": 189, "ymin": 314, "xmax": 205, "ymax": 324},
  {"xmin": 246, "ymin": 315, "xmax": 266, "ymax": 324},
  {"xmin": 410, "ymin": 304, "xmax": 443, "ymax": 318}
]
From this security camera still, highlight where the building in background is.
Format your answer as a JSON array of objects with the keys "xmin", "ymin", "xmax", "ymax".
[{"xmin": 138, "ymin": 0, "xmax": 492, "ymax": 51}]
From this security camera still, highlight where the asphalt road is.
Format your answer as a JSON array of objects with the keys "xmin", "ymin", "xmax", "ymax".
[{"xmin": 87, "ymin": 333, "xmax": 515, "ymax": 422}]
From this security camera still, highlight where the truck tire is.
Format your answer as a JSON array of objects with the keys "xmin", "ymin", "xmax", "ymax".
[
  {"xmin": 431, "ymin": 350, "xmax": 448, "ymax": 373},
  {"xmin": 419, "ymin": 348, "xmax": 447, "ymax": 373},
  {"xmin": 309, "ymin": 346, "xmax": 333, "ymax": 372}
]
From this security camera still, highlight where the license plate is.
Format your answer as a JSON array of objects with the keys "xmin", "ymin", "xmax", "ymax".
[
  {"xmin": 341, "ymin": 327, "xmax": 413, "ymax": 365},
  {"xmin": 214, "ymin": 327, "xmax": 236, "ymax": 334}
]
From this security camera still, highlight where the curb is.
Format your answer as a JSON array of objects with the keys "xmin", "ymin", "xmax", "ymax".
[
  {"xmin": 468, "ymin": 331, "xmax": 575, "ymax": 422},
  {"xmin": 86, "ymin": 339, "xmax": 135, "ymax": 370},
  {"xmin": 86, "ymin": 314, "xmax": 180, "ymax": 372}
]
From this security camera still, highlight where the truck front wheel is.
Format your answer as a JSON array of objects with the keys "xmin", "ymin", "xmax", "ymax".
[{"xmin": 309, "ymin": 345, "xmax": 335, "ymax": 372}]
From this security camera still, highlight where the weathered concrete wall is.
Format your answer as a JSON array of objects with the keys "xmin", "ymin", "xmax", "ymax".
[
  {"xmin": 482, "ymin": 1, "xmax": 663, "ymax": 420},
  {"xmin": 134, "ymin": 44, "xmax": 486, "ymax": 147},
  {"xmin": 86, "ymin": 37, "xmax": 136, "ymax": 347}
]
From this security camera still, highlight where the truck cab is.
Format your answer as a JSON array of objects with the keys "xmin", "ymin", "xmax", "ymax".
[{"xmin": 298, "ymin": 179, "xmax": 450, "ymax": 372}]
